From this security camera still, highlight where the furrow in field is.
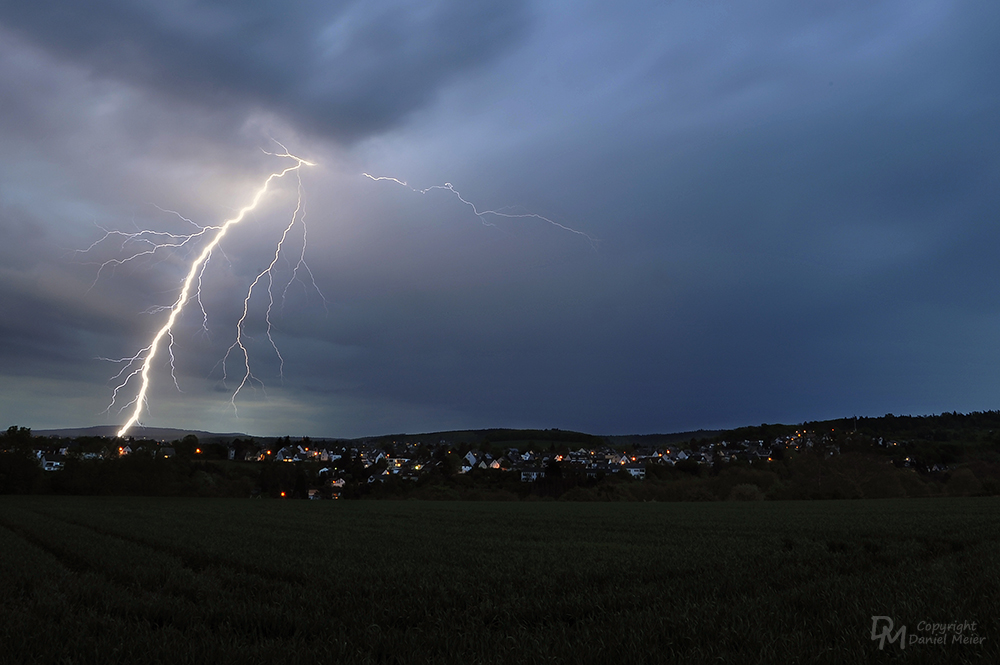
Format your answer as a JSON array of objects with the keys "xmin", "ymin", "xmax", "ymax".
[{"xmin": 29, "ymin": 502, "xmax": 315, "ymax": 588}]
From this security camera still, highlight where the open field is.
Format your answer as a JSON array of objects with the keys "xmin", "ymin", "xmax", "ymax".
[{"xmin": 0, "ymin": 497, "xmax": 997, "ymax": 664}]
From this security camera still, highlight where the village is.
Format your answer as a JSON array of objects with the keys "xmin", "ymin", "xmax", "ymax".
[
  {"xmin": 3, "ymin": 414, "xmax": 988, "ymax": 499},
  {"xmin": 25, "ymin": 427, "xmax": 854, "ymax": 489}
]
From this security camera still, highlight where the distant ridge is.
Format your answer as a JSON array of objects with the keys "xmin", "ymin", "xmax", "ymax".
[
  {"xmin": 27, "ymin": 425, "xmax": 729, "ymax": 444},
  {"xmin": 25, "ymin": 411, "xmax": 1000, "ymax": 445},
  {"xmin": 33, "ymin": 425, "xmax": 251, "ymax": 441}
]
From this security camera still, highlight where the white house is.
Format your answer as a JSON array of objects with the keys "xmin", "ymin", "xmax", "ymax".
[
  {"xmin": 520, "ymin": 467, "xmax": 545, "ymax": 482},
  {"xmin": 40, "ymin": 454, "xmax": 64, "ymax": 472},
  {"xmin": 623, "ymin": 463, "xmax": 646, "ymax": 479}
]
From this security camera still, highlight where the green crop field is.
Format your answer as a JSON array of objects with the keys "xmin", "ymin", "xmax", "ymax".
[{"xmin": 0, "ymin": 497, "xmax": 996, "ymax": 664}]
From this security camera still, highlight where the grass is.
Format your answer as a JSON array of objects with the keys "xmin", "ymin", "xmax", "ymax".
[{"xmin": 0, "ymin": 497, "xmax": 997, "ymax": 664}]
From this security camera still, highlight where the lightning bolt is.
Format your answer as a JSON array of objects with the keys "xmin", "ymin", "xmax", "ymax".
[
  {"xmin": 219, "ymin": 170, "xmax": 319, "ymax": 414},
  {"xmin": 88, "ymin": 155, "xmax": 583, "ymax": 438},
  {"xmin": 362, "ymin": 174, "xmax": 599, "ymax": 248},
  {"xmin": 87, "ymin": 148, "xmax": 317, "ymax": 438}
]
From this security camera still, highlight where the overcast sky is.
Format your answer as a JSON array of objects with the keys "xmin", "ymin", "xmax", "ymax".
[{"xmin": 1, "ymin": 1, "xmax": 998, "ymax": 438}]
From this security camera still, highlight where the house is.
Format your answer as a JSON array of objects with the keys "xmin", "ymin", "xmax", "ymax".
[
  {"xmin": 297, "ymin": 445, "xmax": 321, "ymax": 460},
  {"xmin": 609, "ymin": 452, "xmax": 629, "ymax": 465},
  {"xmin": 40, "ymin": 454, "xmax": 65, "ymax": 472},
  {"xmin": 460, "ymin": 451, "xmax": 478, "ymax": 474},
  {"xmin": 623, "ymin": 463, "xmax": 646, "ymax": 479},
  {"xmin": 585, "ymin": 462, "xmax": 615, "ymax": 478},
  {"xmin": 387, "ymin": 457, "xmax": 411, "ymax": 474},
  {"xmin": 520, "ymin": 467, "xmax": 545, "ymax": 482}
]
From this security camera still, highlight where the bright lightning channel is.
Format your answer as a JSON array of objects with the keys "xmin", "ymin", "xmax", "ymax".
[
  {"xmin": 94, "ymin": 149, "xmax": 317, "ymax": 438},
  {"xmin": 362, "ymin": 174, "xmax": 599, "ymax": 248}
]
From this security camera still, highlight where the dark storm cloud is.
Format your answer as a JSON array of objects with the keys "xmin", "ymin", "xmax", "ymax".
[
  {"xmin": 0, "ymin": 203, "xmax": 45, "ymax": 270},
  {"xmin": 2, "ymin": 0, "xmax": 1000, "ymax": 436},
  {"xmin": 352, "ymin": 0, "xmax": 1000, "ymax": 434},
  {"xmin": 0, "ymin": 205, "xmax": 64, "ymax": 368},
  {"xmin": 0, "ymin": 0, "xmax": 528, "ymax": 142}
]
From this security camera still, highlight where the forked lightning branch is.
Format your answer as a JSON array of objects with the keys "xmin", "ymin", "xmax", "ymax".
[
  {"xmin": 88, "ymin": 148, "xmax": 319, "ymax": 438},
  {"xmin": 86, "ymin": 149, "xmax": 595, "ymax": 438}
]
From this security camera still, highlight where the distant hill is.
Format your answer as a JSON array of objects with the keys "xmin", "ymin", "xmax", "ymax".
[
  {"xmin": 33, "ymin": 425, "xmax": 251, "ymax": 442},
  {"xmin": 29, "ymin": 410, "xmax": 1000, "ymax": 448},
  {"xmin": 29, "ymin": 425, "xmax": 719, "ymax": 447}
]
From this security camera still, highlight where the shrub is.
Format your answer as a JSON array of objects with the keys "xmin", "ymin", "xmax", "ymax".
[{"xmin": 727, "ymin": 483, "xmax": 765, "ymax": 501}]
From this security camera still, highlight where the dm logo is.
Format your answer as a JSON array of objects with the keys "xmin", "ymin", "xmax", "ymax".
[{"xmin": 871, "ymin": 616, "xmax": 906, "ymax": 650}]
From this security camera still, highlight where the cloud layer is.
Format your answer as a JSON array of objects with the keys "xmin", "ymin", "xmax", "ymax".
[
  {"xmin": 0, "ymin": 0, "xmax": 527, "ymax": 142},
  {"xmin": 1, "ymin": 1, "xmax": 999, "ymax": 437}
]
